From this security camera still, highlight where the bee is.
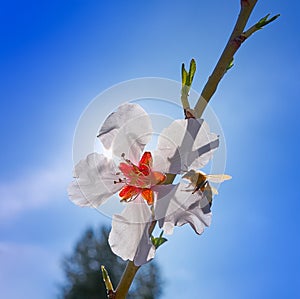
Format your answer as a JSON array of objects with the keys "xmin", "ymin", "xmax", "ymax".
[{"xmin": 183, "ymin": 169, "xmax": 232, "ymax": 207}]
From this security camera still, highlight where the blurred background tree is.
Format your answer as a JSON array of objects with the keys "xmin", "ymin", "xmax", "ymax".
[{"xmin": 58, "ymin": 225, "xmax": 163, "ymax": 299}]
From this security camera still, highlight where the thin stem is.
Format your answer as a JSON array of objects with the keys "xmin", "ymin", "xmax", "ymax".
[
  {"xmin": 164, "ymin": 173, "xmax": 176, "ymax": 185},
  {"xmin": 112, "ymin": 2, "xmax": 280, "ymax": 297},
  {"xmin": 194, "ymin": 0, "xmax": 258, "ymax": 118},
  {"xmin": 115, "ymin": 261, "xmax": 140, "ymax": 299},
  {"xmin": 114, "ymin": 220, "xmax": 157, "ymax": 298},
  {"xmin": 181, "ymin": 89, "xmax": 190, "ymax": 111},
  {"xmin": 148, "ymin": 220, "xmax": 157, "ymax": 235}
]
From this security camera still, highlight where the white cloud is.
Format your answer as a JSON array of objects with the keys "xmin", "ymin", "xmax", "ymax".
[{"xmin": 0, "ymin": 161, "xmax": 71, "ymax": 222}]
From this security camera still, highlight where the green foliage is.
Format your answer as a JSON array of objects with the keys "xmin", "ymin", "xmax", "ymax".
[
  {"xmin": 188, "ymin": 58, "xmax": 196, "ymax": 86},
  {"xmin": 256, "ymin": 13, "xmax": 280, "ymax": 29},
  {"xmin": 226, "ymin": 57, "xmax": 234, "ymax": 72},
  {"xmin": 181, "ymin": 63, "xmax": 188, "ymax": 86},
  {"xmin": 58, "ymin": 226, "xmax": 163, "ymax": 299},
  {"xmin": 151, "ymin": 231, "xmax": 167, "ymax": 249},
  {"xmin": 181, "ymin": 58, "xmax": 197, "ymax": 103},
  {"xmin": 181, "ymin": 58, "xmax": 196, "ymax": 88}
]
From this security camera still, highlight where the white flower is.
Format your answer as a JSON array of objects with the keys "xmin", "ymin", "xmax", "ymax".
[
  {"xmin": 153, "ymin": 117, "xmax": 219, "ymax": 174},
  {"xmin": 155, "ymin": 170, "xmax": 232, "ymax": 235},
  {"xmin": 68, "ymin": 103, "xmax": 219, "ymax": 265},
  {"xmin": 154, "ymin": 183, "xmax": 213, "ymax": 235}
]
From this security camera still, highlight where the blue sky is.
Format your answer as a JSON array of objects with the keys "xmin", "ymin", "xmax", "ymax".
[{"xmin": 0, "ymin": 0, "xmax": 299, "ymax": 298}]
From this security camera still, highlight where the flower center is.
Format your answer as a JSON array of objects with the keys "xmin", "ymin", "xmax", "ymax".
[{"xmin": 115, "ymin": 152, "xmax": 166, "ymax": 205}]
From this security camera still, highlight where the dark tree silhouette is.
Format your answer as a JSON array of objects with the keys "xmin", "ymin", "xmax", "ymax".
[{"xmin": 59, "ymin": 226, "xmax": 163, "ymax": 299}]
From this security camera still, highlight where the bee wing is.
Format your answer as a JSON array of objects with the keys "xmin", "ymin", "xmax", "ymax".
[
  {"xmin": 210, "ymin": 185, "xmax": 219, "ymax": 195},
  {"xmin": 206, "ymin": 174, "xmax": 232, "ymax": 183}
]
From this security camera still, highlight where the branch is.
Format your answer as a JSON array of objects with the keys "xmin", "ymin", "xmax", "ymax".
[
  {"xmin": 115, "ymin": 261, "xmax": 140, "ymax": 299},
  {"xmin": 181, "ymin": 59, "xmax": 196, "ymax": 118},
  {"xmin": 194, "ymin": 0, "xmax": 258, "ymax": 118},
  {"xmin": 242, "ymin": 13, "xmax": 280, "ymax": 39},
  {"xmin": 114, "ymin": 220, "xmax": 157, "ymax": 298},
  {"xmin": 110, "ymin": 3, "xmax": 280, "ymax": 298}
]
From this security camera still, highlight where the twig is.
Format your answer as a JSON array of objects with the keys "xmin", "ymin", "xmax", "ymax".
[
  {"xmin": 111, "ymin": 1, "xmax": 280, "ymax": 298},
  {"xmin": 115, "ymin": 261, "xmax": 140, "ymax": 299},
  {"xmin": 242, "ymin": 13, "xmax": 280, "ymax": 40},
  {"xmin": 194, "ymin": 0, "xmax": 258, "ymax": 118},
  {"xmin": 181, "ymin": 59, "xmax": 196, "ymax": 118},
  {"xmin": 112, "ymin": 2, "xmax": 259, "ymax": 291},
  {"xmin": 114, "ymin": 220, "xmax": 157, "ymax": 298}
]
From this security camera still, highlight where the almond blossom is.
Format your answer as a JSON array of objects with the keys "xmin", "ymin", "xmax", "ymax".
[{"xmin": 68, "ymin": 103, "xmax": 219, "ymax": 266}]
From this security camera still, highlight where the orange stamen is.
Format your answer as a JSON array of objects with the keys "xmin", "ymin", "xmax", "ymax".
[
  {"xmin": 141, "ymin": 189, "xmax": 154, "ymax": 205},
  {"xmin": 119, "ymin": 185, "xmax": 140, "ymax": 201}
]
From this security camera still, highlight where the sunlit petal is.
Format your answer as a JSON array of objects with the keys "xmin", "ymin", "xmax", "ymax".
[
  {"xmin": 154, "ymin": 118, "xmax": 219, "ymax": 174},
  {"xmin": 98, "ymin": 103, "xmax": 152, "ymax": 164},
  {"xmin": 68, "ymin": 153, "xmax": 121, "ymax": 207},
  {"xmin": 154, "ymin": 183, "xmax": 212, "ymax": 235},
  {"xmin": 108, "ymin": 200, "xmax": 155, "ymax": 266}
]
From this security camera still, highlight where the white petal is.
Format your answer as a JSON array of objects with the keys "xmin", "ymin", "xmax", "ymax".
[
  {"xmin": 68, "ymin": 153, "xmax": 121, "ymax": 207},
  {"xmin": 154, "ymin": 183, "xmax": 212, "ymax": 235},
  {"xmin": 108, "ymin": 200, "xmax": 155, "ymax": 266},
  {"xmin": 98, "ymin": 103, "xmax": 152, "ymax": 164},
  {"xmin": 153, "ymin": 118, "xmax": 219, "ymax": 174}
]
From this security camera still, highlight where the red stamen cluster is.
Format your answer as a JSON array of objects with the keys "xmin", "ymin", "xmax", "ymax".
[{"xmin": 117, "ymin": 152, "xmax": 166, "ymax": 205}]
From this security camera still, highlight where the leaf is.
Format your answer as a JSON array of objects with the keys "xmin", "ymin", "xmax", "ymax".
[
  {"xmin": 151, "ymin": 237, "xmax": 168, "ymax": 249},
  {"xmin": 256, "ymin": 13, "xmax": 280, "ymax": 29},
  {"xmin": 226, "ymin": 57, "xmax": 234, "ymax": 72},
  {"xmin": 181, "ymin": 59, "xmax": 197, "ymax": 88},
  {"xmin": 181, "ymin": 63, "xmax": 188, "ymax": 86},
  {"xmin": 188, "ymin": 58, "xmax": 196, "ymax": 85},
  {"xmin": 151, "ymin": 231, "xmax": 168, "ymax": 249},
  {"xmin": 263, "ymin": 14, "xmax": 280, "ymax": 26}
]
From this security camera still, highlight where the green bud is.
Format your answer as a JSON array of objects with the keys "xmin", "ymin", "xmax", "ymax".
[
  {"xmin": 256, "ymin": 13, "xmax": 280, "ymax": 29},
  {"xmin": 151, "ymin": 231, "xmax": 168, "ymax": 249},
  {"xmin": 181, "ymin": 63, "xmax": 188, "ymax": 86},
  {"xmin": 188, "ymin": 58, "xmax": 196, "ymax": 86},
  {"xmin": 226, "ymin": 57, "xmax": 234, "ymax": 72},
  {"xmin": 101, "ymin": 265, "xmax": 114, "ymax": 292}
]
